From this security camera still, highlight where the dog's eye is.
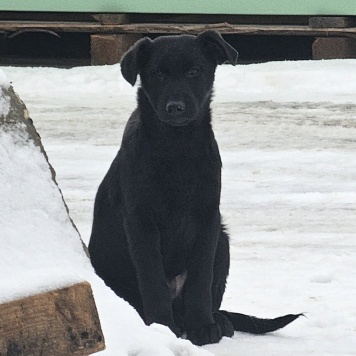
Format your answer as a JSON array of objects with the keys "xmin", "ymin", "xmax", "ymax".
[{"xmin": 186, "ymin": 67, "xmax": 200, "ymax": 77}]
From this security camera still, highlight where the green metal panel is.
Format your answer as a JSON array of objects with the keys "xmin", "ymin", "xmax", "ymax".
[{"xmin": 1, "ymin": 0, "xmax": 356, "ymax": 15}]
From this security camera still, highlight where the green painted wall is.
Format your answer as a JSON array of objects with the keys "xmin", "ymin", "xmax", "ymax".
[{"xmin": 1, "ymin": 0, "xmax": 356, "ymax": 15}]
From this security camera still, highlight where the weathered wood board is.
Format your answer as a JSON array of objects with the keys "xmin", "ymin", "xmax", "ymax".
[
  {"xmin": 0, "ymin": 282, "xmax": 105, "ymax": 356},
  {"xmin": 313, "ymin": 37, "xmax": 356, "ymax": 59},
  {"xmin": 91, "ymin": 33, "xmax": 141, "ymax": 65},
  {"xmin": 1, "ymin": 21, "xmax": 356, "ymax": 36},
  {"xmin": 309, "ymin": 16, "xmax": 356, "ymax": 28}
]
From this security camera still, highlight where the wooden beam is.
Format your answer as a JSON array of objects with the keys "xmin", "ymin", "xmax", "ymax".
[
  {"xmin": 1, "ymin": 21, "xmax": 356, "ymax": 36},
  {"xmin": 91, "ymin": 33, "xmax": 141, "ymax": 65},
  {"xmin": 313, "ymin": 37, "xmax": 356, "ymax": 59},
  {"xmin": 92, "ymin": 14, "xmax": 129, "ymax": 24},
  {"xmin": 309, "ymin": 16, "xmax": 356, "ymax": 28},
  {"xmin": 0, "ymin": 282, "xmax": 105, "ymax": 356}
]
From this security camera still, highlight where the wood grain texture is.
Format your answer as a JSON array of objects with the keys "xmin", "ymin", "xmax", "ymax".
[{"xmin": 0, "ymin": 282, "xmax": 105, "ymax": 356}]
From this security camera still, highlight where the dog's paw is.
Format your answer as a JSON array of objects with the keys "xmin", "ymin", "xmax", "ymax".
[
  {"xmin": 186, "ymin": 323, "xmax": 222, "ymax": 346},
  {"xmin": 213, "ymin": 312, "xmax": 234, "ymax": 337}
]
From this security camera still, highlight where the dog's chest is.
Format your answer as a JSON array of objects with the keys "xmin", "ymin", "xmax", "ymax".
[
  {"xmin": 156, "ymin": 157, "xmax": 197, "ymax": 195},
  {"xmin": 152, "ymin": 153, "xmax": 215, "ymax": 209}
]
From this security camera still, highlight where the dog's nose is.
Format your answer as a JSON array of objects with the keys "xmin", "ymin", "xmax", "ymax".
[{"xmin": 166, "ymin": 101, "xmax": 186, "ymax": 115}]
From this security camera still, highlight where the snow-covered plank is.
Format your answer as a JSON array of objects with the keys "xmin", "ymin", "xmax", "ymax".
[{"xmin": 0, "ymin": 78, "xmax": 105, "ymax": 355}]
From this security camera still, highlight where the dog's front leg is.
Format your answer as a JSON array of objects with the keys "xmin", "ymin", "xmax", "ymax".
[
  {"xmin": 124, "ymin": 212, "xmax": 179, "ymax": 335},
  {"xmin": 184, "ymin": 210, "xmax": 222, "ymax": 345}
]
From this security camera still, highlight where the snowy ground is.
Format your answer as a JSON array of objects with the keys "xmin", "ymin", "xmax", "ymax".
[{"xmin": 1, "ymin": 60, "xmax": 356, "ymax": 355}]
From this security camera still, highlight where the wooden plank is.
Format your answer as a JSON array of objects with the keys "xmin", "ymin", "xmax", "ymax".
[
  {"xmin": 313, "ymin": 37, "xmax": 356, "ymax": 59},
  {"xmin": 91, "ymin": 34, "xmax": 141, "ymax": 65},
  {"xmin": 309, "ymin": 16, "xmax": 356, "ymax": 28},
  {"xmin": 1, "ymin": 21, "xmax": 356, "ymax": 36},
  {"xmin": 2, "ymin": 0, "xmax": 356, "ymax": 16},
  {"xmin": 92, "ymin": 14, "xmax": 129, "ymax": 25},
  {"xmin": 0, "ymin": 282, "xmax": 105, "ymax": 356}
]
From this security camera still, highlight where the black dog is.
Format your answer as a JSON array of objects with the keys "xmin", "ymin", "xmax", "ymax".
[{"xmin": 88, "ymin": 31, "xmax": 300, "ymax": 346}]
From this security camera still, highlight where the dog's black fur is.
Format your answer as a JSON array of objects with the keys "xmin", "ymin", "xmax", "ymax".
[{"xmin": 88, "ymin": 31, "xmax": 300, "ymax": 346}]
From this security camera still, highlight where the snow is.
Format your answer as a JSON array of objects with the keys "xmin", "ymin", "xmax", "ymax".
[
  {"xmin": 0, "ymin": 69, "xmax": 9, "ymax": 88},
  {"xmin": 0, "ymin": 126, "xmax": 90, "ymax": 302},
  {"xmin": 214, "ymin": 60, "xmax": 356, "ymax": 103},
  {"xmin": 1, "ymin": 59, "xmax": 356, "ymax": 355},
  {"xmin": 0, "ymin": 71, "xmax": 10, "ymax": 117}
]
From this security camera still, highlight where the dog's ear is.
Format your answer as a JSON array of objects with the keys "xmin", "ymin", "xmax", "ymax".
[
  {"xmin": 196, "ymin": 30, "xmax": 238, "ymax": 66},
  {"xmin": 120, "ymin": 37, "xmax": 152, "ymax": 86}
]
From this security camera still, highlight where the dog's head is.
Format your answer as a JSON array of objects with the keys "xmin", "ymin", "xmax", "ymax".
[{"xmin": 121, "ymin": 31, "xmax": 238, "ymax": 127}]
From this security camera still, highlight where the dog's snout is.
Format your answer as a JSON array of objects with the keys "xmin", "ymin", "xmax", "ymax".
[{"xmin": 166, "ymin": 101, "xmax": 186, "ymax": 115}]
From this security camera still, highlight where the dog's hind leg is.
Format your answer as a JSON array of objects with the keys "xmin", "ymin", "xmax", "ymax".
[{"xmin": 112, "ymin": 284, "xmax": 145, "ymax": 319}]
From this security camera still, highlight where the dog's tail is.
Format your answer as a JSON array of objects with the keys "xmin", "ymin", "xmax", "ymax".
[{"xmin": 220, "ymin": 310, "xmax": 302, "ymax": 334}]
